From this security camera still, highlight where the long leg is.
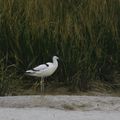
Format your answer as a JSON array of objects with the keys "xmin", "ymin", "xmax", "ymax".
[
  {"xmin": 40, "ymin": 77, "xmax": 44, "ymax": 94},
  {"xmin": 43, "ymin": 77, "xmax": 44, "ymax": 93},
  {"xmin": 40, "ymin": 77, "xmax": 43, "ymax": 93}
]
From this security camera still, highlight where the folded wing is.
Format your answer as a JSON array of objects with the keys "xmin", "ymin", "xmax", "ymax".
[{"xmin": 33, "ymin": 64, "xmax": 48, "ymax": 71}]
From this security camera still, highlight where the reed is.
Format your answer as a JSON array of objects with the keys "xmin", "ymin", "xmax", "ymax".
[
  {"xmin": 0, "ymin": 0, "xmax": 120, "ymax": 92},
  {"xmin": 0, "ymin": 57, "xmax": 17, "ymax": 95}
]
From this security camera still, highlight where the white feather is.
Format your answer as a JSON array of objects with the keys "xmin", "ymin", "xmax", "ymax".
[
  {"xmin": 33, "ymin": 64, "xmax": 48, "ymax": 71},
  {"xmin": 25, "ymin": 56, "xmax": 59, "ymax": 77}
]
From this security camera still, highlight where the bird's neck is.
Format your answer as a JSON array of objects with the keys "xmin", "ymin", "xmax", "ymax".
[{"xmin": 53, "ymin": 58, "xmax": 58, "ymax": 67}]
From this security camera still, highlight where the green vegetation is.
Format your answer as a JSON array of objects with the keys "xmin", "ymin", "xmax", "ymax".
[{"xmin": 0, "ymin": 0, "xmax": 120, "ymax": 95}]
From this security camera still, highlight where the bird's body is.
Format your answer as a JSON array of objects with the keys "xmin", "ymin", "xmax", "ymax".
[{"xmin": 25, "ymin": 56, "xmax": 59, "ymax": 93}]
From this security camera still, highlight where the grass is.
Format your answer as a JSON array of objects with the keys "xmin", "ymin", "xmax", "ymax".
[
  {"xmin": 0, "ymin": 0, "xmax": 120, "ymax": 95},
  {"xmin": 0, "ymin": 57, "xmax": 18, "ymax": 95}
]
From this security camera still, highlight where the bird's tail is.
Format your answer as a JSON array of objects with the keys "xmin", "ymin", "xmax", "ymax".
[{"xmin": 25, "ymin": 70, "xmax": 35, "ymax": 76}]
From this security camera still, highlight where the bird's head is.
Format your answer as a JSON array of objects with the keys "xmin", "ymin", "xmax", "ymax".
[{"xmin": 53, "ymin": 56, "xmax": 59, "ymax": 60}]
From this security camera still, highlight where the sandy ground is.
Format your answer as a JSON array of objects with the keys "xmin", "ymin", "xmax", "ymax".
[{"xmin": 0, "ymin": 95, "xmax": 120, "ymax": 120}]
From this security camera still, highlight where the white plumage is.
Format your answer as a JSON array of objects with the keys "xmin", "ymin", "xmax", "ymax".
[{"xmin": 25, "ymin": 56, "xmax": 59, "ymax": 93}]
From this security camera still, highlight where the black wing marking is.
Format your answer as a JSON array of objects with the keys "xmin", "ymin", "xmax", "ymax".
[
  {"xmin": 45, "ymin": 63, "xmax": 49, "ymax": 67},
  {"xmin": 32, "ymin": 69, "xmax": 40, "ymax": 71}
]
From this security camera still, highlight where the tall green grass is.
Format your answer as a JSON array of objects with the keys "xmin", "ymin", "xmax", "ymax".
[
  {"xmin": 0, "ymin": 57, "xmax": 17, "ymax": 95},
  {"xmin": 0, "ymin": 0, "xmax": 120, "ymax": 92}
]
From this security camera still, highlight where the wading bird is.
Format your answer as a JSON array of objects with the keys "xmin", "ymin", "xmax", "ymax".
[{"xmin": 25, "ymin": 56, "xmax": 59, "ymax": 93}]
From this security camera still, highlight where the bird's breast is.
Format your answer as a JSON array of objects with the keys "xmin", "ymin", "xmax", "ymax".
[{"xmin": 44, "ymin": 65, "xmax": 57, "ymax": 76}]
